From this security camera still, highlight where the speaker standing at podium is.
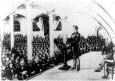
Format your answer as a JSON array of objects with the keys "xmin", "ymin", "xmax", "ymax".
[{"xmin": 71, "ymin": 25, "xmax": 81, "ymax": 71}]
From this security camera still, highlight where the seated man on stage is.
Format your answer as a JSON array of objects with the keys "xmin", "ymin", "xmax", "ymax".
[{"xmin": 95, "ymin": 42, "xmax": 114, "ymax": 78}]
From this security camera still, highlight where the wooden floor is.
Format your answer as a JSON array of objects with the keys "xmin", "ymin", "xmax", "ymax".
[{"xmin": 30, "ymin": 52, "xmax": 115, "ymax": 81}]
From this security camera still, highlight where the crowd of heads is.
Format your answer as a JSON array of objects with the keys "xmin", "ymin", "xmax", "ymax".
[
  {"xmin": 1, "ymin": 33, "xmax": 108, "ymax": 80},
  {"xmin": 1, "ymin": 34, "xmax": 28, "ymax": 80},
  {"xmin": 1, "ymin": 34, "xmax": 58, "ymax": 80},
  {"xmin": 55, "ymin": 35, "xmax": 106, "ymax": 55}
]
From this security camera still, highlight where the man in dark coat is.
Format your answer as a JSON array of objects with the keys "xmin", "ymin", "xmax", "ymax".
[{"xmin": 71, "ymin": 25, "xmax": 81, "ymax": 71}]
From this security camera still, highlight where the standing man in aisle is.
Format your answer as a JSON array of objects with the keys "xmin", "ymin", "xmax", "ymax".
[{"xmin": 71, "ymin": 25, "xmax": 81, "ymax": 71}]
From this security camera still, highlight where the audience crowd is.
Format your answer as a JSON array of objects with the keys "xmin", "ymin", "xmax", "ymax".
[{"xmin": 1, "ymin": 33, "xmax": 106, "ymax": 80}]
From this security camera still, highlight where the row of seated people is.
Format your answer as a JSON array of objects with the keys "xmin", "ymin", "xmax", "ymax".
[
  {"xmin": 1, "ymin": 34, "xmax": 12, "ymax": 80},
  {"xmin": 54, "ymin": 35, "xmax": 106, "ymax": 56},
  {"xmin": 32, "ymin": 35, "xmax": 50, "ymax": 63},
  {"xmin": 2, "ymin": 33, "xmax": 11, "ymax": 50},
  {"xmin": 14, "ymin": 34, "xmax": 27, "ymax": 44},
  {"xmin": 79, "ymin": 36, "xmax": 89, "ymax": 53},
  {"xmin": 54, "ymin": 35, "xmax": 88, "ymax": 56},
  {"xmin": 1, "ymin": 34, "xmax": 106, "ymax": 80},
  {"xmin": 86, "ymin": 35, "xmax": 106, "ymax": 51},
  {"xmin": 80, "ymin": 35, "xmax": 106, "ymax": 52},
  {"xmin": 1, "ymin": 34, "xmax": 28, "ymax": 80},
  {"xmin": 1, "ymin": 34, "xmax": 57, "ymax": 80},
  {"xmin": 32, "ymin": 35, "xmax": 59, "ymax": 65}
]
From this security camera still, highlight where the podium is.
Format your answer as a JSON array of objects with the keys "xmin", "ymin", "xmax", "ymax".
[{"xmin": 59, "ymin": 35, "xmax": 71, "ymax": 70}]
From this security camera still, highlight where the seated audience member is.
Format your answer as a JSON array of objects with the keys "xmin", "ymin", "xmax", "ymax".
[
  {"xmin": 18, "ymin": 58, "xmax": 28, "ymax": 80},
  {"xmin": 95, "ymin": 42, "xmax": 114, "ymax": 78}
]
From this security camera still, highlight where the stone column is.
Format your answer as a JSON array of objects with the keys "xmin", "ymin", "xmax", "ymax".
[
  {"xmin": 10, "ymin": 13, "xmax": 14, "ymax": 49},
  {"xmin": 27, "ymin": 3, "xmax": 32, "ymax": 60},
  {"xmin": 49, "ymin": 13, "xmax": 54, "ymax": 57}
]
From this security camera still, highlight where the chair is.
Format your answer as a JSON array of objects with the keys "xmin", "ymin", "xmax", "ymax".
[
  {"xmin": 107, "ymin": 60, "xmax": 115, "ymax": 79},
  {"xmin": 107, "ymin": 49, "xmax": 115, "ymax": 80}
]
